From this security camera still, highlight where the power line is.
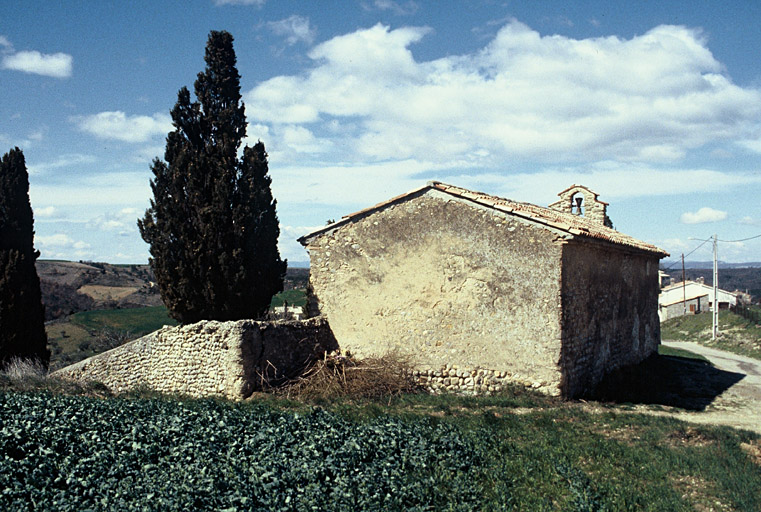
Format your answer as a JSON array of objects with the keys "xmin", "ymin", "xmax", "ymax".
[
  {"xmin": 662, "ymin": 238, "xmax": 711, "ymax": 271},
  {"xmin": 718, "ymin": 233, "xmax": 761, "ymax": 243},
  {"xmin": 661, "ymin": 232, "xmax": 761, "ymax": 271}
]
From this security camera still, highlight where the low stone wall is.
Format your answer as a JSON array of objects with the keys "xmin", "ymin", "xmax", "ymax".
[
  {"xmin": 52, "ymin": 317, "xmax": 338, "ymax": 400},
  {"xmin": 412, "ymin": 365, "xmax": 560, "ymax": 396}
]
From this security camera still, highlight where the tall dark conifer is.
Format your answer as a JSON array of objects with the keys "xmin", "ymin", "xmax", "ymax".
[
  {"xmin": 0, "ymin": 147, "xmax": 49, "ymax": 368},
  {"xmin": 139, "ymin": 31, "xmax": 286, "ymax": 324}
]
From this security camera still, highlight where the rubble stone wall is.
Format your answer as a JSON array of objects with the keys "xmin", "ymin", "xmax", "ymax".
[
  {"xmin": 559, "ymin": 242, "xmax": 661, "ymax": 397},
  {"xmin": 52, "ymin": 317, "xmax": 337, "ymax": 399}
]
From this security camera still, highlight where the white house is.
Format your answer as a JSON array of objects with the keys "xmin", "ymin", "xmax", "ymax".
[{"xmin": 658, "ymin": 280, "xmax": 737, "ymax": 321}]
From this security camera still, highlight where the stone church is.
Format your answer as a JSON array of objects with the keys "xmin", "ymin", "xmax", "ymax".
[{"xmin": 299, "ymin": 182, "xmax": 668, "ymax": 397}]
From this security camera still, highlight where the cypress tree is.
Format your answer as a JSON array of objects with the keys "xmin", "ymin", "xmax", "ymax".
[
  {"xmin": 139, "ymin": 31, "xmax": 286, "ymax": 324},
  {"xmin": 0, "ymin": 147, "xmax": 49, "ymax": 368}
]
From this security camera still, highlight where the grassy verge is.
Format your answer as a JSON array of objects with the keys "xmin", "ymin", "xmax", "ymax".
[
  {"xmin": 658, "ymin": 344, "xmax": 710, "ymax": 363},
  {"xmin": 270, "ymin": 288, "xmax": 307, "ymax": 308},
  {"xmin": 661, "ymin": 310, "xmax": 761, "ymax": 360},
  {"xmin": 69, "ymin": 305, "xmax": 177, "ymax": 333}
]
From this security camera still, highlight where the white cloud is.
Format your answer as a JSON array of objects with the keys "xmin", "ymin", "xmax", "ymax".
[
  {"xmin": 271, "ymin": 159, "xmax": 447, "ymax": 209},
  {"xmin": 267, "ymin": 15, "xmax": 316, "ymax": 46},
  {"xmin": 29, "ymin": 171, "xmax": 151, "ymax": 207},
  {"xmin": 738, "ymin": 135, "xmax": 761, "ymax": 153},
  {"xmin": 367, "ymin": 0, "xmax": 419, "ymax": 15},
  {"xmin": 88, "ymin": 208, "xmax": 141, "ymax": 233},
  {"xmin": 74, "ymin": 111, "xmax": 172, "ymax": 143},
  {"xmin": 0, "ymin": 36, "xmax": 12, "ymax": 51},
  {"xmin": 278, "ymin": 125, "xmax": 331, "ymax": 154},
  {"xmin": 2, "ymin": 50, "xmax": 72, "ymax": 78},
  {"xmin": 680, "ymin": 207, "xmax": 728, "ymax": 224},
  {"xmin": 739, "ymin": 216, "xmax": 761, "ymax": 226},
  {"xmin": 278, "ymin": 225, "xmax": 323, "ymax": 263},
  {"xmin": 27, "ymin": 153, "xmax": 96, "ymax": 175},
  {"xmin": 245, "ymin": 21, "xmax": 761, "ymax": 165},
  {"xmin": 34, "ymin": 206, "xmax": 57, "ymax": 218},
  {"xmin": 35, "ymin": 233, "xmax": 92, "ymax": 258},
  {"xmin": 214, "ymin": 0, "xmax": 265, "ymax": 5}
]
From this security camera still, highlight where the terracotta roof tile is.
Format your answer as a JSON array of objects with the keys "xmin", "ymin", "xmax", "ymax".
[
  {"xmin": 300, "ymin": 181, "xmax": 669, "ymax": 257},
  {"xmin": 429, "ymin": 182, "xmax": 667, "ymax": 256}
]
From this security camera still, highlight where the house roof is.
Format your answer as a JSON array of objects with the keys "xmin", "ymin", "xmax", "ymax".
[{"xmin": 299, "ymin": 181, "xmax": 669, "ymax": 257}]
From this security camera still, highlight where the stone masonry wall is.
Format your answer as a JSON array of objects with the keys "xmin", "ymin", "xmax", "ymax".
[
  {"xmin": 53, "ymin": 317, "xmax": 338, "ymax": 399},
  {"xmin": 307, "ymin": 189, "xmax": 566, "ymax": 393},
  {"xmin": 559, "ymin": 242, "xmax": 661, "ymax": 397}
]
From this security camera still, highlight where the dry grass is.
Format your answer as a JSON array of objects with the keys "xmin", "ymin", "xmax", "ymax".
[
  {"xmin": 1, "ymin": 357, "xmax": 47, "ymax": 380},
  {"xmin": 77, "ymin": 284, "xmax": 139, "ymax": 302},
  {"xmin": 742, "ymin": 440, "xmax": 761, "ymax": 466},
  {"xmin": 0, "ymin": 357, "xmax": 111, "ymax": 397},
  {"xmin": 276, "ymin": 350, "xmax": 421, "ymax": 401}
]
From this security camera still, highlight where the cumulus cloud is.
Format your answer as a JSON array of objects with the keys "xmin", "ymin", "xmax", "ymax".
[
  {"xmin": 246, "ymin": 21, "xmax": 761, "ymax": 165},
  {"xmin": 2, "ymin": 50, "xmax": 72, "ymax": 78},
  {"xmin": 680, "ymin": 207, "xmax": 728, "ymax": 224},
  {"xmin": 74, "ymin": 111, "xmax": 172, "ymax": 143},
  {"xmin": 35, "ymin": 234, "xmax": 92, "ymax": 259},
  {"xmin": 0, "ymin": 36, "xmax": 12, "ymax": 50},
  {"xmin": 88, "ymin": 208, "xmax": 141, "ymax": 234},
  {"xmin": 267, "ymin": 15, "xmax": 316, "ymax": 46}
]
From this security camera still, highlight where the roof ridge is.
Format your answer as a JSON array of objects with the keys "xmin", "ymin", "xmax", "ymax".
[{"xmin": 301, "ymin": 181, "xmax": 669, "ymax": 257}]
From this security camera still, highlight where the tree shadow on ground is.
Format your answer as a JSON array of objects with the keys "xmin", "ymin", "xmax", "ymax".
[{"xmin": 588, "ymin": 354, "xmax": 745, "ymax": 411}]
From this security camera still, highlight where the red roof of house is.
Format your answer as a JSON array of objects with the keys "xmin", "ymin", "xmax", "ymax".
[{"xmin": 299, "ymin": 181, "xmax": 669, "ymax": 257}]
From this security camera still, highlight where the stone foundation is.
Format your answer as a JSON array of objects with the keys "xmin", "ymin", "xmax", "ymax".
[
  {"xmin": 412, "ymin": 365, "xmax": 560, "ymax": 396},
  {"xmin": 52, "ymin": 317, "xmax": 338, "ymax": 400}
]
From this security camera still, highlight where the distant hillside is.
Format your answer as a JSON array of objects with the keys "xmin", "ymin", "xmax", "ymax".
[
  {"xmin": 37, "ymin": 261, "xmax": 160, "ymax": 320},
  {"xmin": 661, "ymin": 266, "xmax": 761, "ymax": 301},
  {"xmin": 661, "ymin": 260, "xmax": 761, "ymax": 269},
  {"xmin": 37, "ymin": 260, "xmax": 309, "ymax": 321}
]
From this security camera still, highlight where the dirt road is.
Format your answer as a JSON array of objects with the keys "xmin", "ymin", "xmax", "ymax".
[{"xmin": 656, "ymin": 341, "xmax": 761, "ymax": 434}]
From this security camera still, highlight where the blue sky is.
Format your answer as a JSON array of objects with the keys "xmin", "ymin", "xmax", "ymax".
[{"xmin": 3, "ymin": 0, "xmax": 761, "ymax": 265}]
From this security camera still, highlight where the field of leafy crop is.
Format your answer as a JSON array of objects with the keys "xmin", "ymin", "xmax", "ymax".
[
  {"xmin": 0, "ymin": 392, "xmax": 485, "ymax": 511},
  {"xmin": 3, "ymin": 387, "xmax": 761, "ymax": 511}
]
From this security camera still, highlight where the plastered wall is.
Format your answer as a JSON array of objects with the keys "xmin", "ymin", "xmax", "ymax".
[{"xmin": 307, "ymin": 190, "xmax": 565, "ymax": 392}]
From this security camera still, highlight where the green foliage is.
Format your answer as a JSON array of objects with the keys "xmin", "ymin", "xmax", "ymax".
[
  {"xmin": 1, "ymin": 391, "xmax": 760, "ymax": 510},
  {"xmin": 0, "ymin": 148, "xmax": 49, "ymax": 368},
  {"xmin": 0, "ymin": 393, "xmax": 485, "ymax": 511},
  {"xmin": 270, "ymin": 289, "xmax": 307, "ymax": 308},
  {"xmin": 70, "ymin": 306, "xmax": 177, "ymax": 334},
  {"xmin": 139, "ymin": 31, "xmax": 285, "ymax": 324}
]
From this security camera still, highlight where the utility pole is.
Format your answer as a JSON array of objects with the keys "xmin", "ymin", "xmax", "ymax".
[
  {"xmin": 712, "ymin": 234, "xmax": 718, "ymax": 341},
  {"xmin": 681, "ymin": 253, "xmax": 686, "ymax": 316}
]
